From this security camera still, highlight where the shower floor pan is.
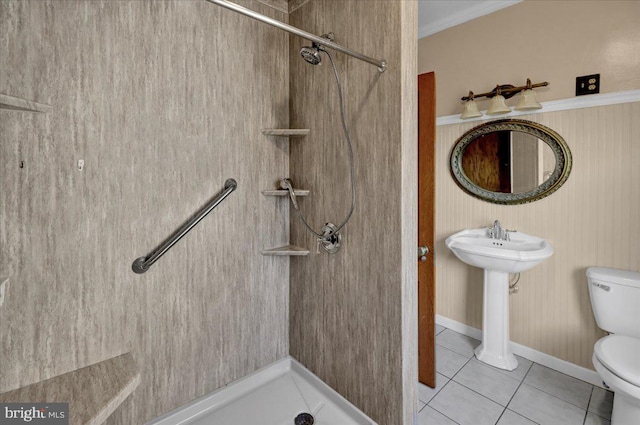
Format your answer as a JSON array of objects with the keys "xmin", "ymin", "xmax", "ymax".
[{"xmin": 147, "ymin": 356, "xmax": 377, "ymax": 425}]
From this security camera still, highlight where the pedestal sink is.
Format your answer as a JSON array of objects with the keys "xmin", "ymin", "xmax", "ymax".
[{"xmin": 445, "ymin": 227, "xmax": 553, "ymax": 370}]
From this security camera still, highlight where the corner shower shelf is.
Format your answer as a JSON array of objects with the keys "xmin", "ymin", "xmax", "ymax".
[
  {"xmin": 261, "ymin": 245, "xmax": 310, "ymax": 256},
  {"xmin": 261, "ymin": 128, "xmax": 310, "ymax": 137},
  {"xmin": 0, "ymin": 352, "xmax": 140, "ymax": 425},
  {"xmin": 261, "ymin": 127, "xmax": 310, "ymax": 256},
  {"xmin": 261, "ymin": 189, "xmax": 310, "ymax": 197},
  {"xmin": 0, "ymin": 94, "xmax": 52, "ymax": 113}
]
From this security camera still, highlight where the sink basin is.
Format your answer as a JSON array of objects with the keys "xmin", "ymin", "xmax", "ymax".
[
  {"xmin": 445, "ymin": 228, "xmax": 553, "ymax": 273},
  {"xmin": 445, "ymin": 227, "xmax": 554, "ymax": 370}
]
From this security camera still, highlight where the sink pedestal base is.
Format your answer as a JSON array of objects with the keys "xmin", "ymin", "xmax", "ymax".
[{"xmin": 474, "ymin": 269, "xmax": 518, "ymax": 371}]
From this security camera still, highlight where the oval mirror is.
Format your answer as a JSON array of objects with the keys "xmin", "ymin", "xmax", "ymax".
[{"xmin": 450, "ymin": 119, "xmax": 572, "ymax": 204}]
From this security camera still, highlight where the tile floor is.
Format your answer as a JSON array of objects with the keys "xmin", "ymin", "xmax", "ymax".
[{"xmin": 418, "ymin": 325, "xmax": 614, "ymax": 425}]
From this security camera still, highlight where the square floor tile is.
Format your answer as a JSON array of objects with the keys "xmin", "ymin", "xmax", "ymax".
[
  {"xmin": 418, "ymin": 373, "xmax": 449, "ymax": 404},
  {"xmin": 524, "ymin": 363, "xmax": 593, "ymax": 409},
  {"xmin": 435, "ymin": 324, "xmax": 446, "ymax": 335},
  {"xmin": 496, "ymin": 409, "xmax": 537, "ymax": 425},
  {"xmin": 436, "ymin": 329, "xmax": 480, "ymax": 358},
  {"xmin": 417, "ymin": 406, "xmax": 458, "ymax": 425},
  {"xmin": 436, "ymin": 344, "xmax": 470, "ymax": 378},
  {"xmin": 508, "ymin": 383, "xmax": 586, "ymax": 425},
  {"xmin": 588, "ymin": 386, "xmax": 614, "ymax": 420},
  {"xmin": 429, "ymin": 381, "xmax": 504, "ymax": 425},
  {"xmin": 584, "ymin": 412, "xmax": 611, "ymax": 425},
  {"xmin": 453, "ymin": 359, "xmax": 521, "ymax": 406}
]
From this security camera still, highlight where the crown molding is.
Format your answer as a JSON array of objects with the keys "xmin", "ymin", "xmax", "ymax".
[
  {"xmin": 419, "ymin": 0, "xmax": 522, "ymax": 39},
  {"xmin": 436, "ymin": 89, "xmax": 640, "ymax": 127}
]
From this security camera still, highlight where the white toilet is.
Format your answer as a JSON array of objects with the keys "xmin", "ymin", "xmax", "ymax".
[{"xmin": 587, "ymin": 267, "xmax": 640, "ymax": 425}]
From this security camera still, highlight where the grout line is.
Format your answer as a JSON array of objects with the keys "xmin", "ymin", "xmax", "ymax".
[
  {"xmin": 449, "ymin": 376, "xmax": 507, "ymax": 408},
  {"xmin": 500, "ymin": 409, "xmax": 542, "ymax": 425},
  {"xmin": 425, "ymin": 378, "xmax": 452, "ymax": 407},
  {"xmin": 426, "ymin": 398, "xmax": 463, "ymax": 425},
  {"xmin": 582, "ymin": 386, "xmax": 594, "ymax": 425},
  {"xmin": 429, "ymin": 379, "xmax": 504, "ymax": 424},
  {"xmin": 418, "ymin": 373, "xmax": 450, "ymax": 404},
  {"xmin": 505, "ymin": 367, "xmax": 530, "ymax": 411},
  {"xmin": 515, "ymin": 382, "xmax": 591, "ymax": 416},
  {"xmin": 521, "ymin": 378, "xmax": 592, "ymax": 411}
]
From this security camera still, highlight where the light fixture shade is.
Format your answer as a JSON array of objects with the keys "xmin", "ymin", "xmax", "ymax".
[
  {"xmin": 487, "ymin": 94, "xmax": 511, "ymax": 115},
  {"xmin": 515, "ymin": 89, "xmax": 542, "ymax": 110},
  {"xmin": 461, "ymin": 99, "xmax": 482, "ymax": 119}
]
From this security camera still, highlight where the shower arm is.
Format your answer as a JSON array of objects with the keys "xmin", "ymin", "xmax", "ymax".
[{"xmin": 206, "ymin": 0, "xmax": 387, "ymax": 73}]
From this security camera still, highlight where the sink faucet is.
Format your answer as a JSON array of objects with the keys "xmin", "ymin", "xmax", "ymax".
[
  {"xmin": 490, "ymin": 220, "xmax": 504, "ymax": 240},
  {"xmin": 489, "ymin": 220, "xmax": 516, "ymax": 241}
]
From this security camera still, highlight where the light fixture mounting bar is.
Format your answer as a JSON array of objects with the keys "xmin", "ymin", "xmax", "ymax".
[{"xmin": 462, "ymin": 80, "xmax": 549, "ymax": 101}]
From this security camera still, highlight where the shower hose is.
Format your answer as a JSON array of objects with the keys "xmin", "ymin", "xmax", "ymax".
[{"xmin": 286, "ymin": 48, "xmax": 356, "ymax": 243}]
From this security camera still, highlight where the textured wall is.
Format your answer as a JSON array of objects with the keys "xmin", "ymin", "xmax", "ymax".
[
  {"xmin": 0, "ymin": 1, "xmax": 290, "ymax": 423},
  {"xmin": 418, "ymin": 0, "xmax": 640, "ymax": 116},
  {"xmin": 435, "ymin": 102, "xmax": 640, "ymax": 369},
  {"xmin": 288, "ymin": 1, "xmax": 417, "ymax": 424}
]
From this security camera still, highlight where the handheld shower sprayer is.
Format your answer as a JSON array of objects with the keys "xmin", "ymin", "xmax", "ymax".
[{"xmin": 279, "ymin": 178, "xmax": 299, "ymax": 210}]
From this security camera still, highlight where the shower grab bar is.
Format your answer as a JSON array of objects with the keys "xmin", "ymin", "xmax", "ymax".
[
  {"xmin": 131, "ymin": 179, "xmax": 237, "ymax": 274},
  {"xmin": 206, "ymin": 0, "xmax": 387, "ymax": 73}
]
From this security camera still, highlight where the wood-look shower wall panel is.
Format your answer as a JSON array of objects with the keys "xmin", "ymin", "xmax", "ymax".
[
  {"xmin": 289, "ymin": 1, "xmax": 417, "ymax": 423},
  {"xmin": 435, "ymin": 102, "xmax": 640, "ymax": 369},
  {"xmin": 0, "ymin": 1, "xmax": 290, "ymax": 423}
]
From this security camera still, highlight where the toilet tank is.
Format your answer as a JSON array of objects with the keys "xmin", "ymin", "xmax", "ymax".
[{"xmin": 587, "ymin": 267, "xmax": 640, "ymax": 338}]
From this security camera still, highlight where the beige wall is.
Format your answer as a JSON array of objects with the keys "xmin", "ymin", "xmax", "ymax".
[
  {"xmin": 435, "ymin": 102, "xmax": 640, "ymax": 369},
  {"xmin": 419, "ymin": 0, "xmax": 640, "ymax": 117},
  {"xmin": 420, "ymin": 0, "xmax": 640, "ymax": 371},
  {"xmin": 289, "ymin": 1, "xmax": 417, "ymax": 424},
  {"xmin": 1, "ymin": 1, "xmax": 291, "ymax": 423}
]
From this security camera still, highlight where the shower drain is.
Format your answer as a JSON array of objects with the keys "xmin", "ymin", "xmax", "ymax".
[{"xmin": 294, "ymin": 412, "xmax": 315, "ymax": 425}]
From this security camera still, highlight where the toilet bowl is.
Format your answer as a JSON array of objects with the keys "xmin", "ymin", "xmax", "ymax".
[
  {"xmin": 592, "ymin": 335, "xmax": 640, "ymax": 424},
  {"xmin": 587, "ymin": 267, "xmax": 640, "ymax": 425}
]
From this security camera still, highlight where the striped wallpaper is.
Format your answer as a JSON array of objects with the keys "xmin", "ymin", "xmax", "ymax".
[{"xmin": 435, "ymin": 101, "xmax": 640, "ymax": 369}]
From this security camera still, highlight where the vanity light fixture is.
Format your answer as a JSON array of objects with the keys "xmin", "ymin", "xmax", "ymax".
[
  {"xmin": 460, "ymin": 91, "xmax": 482, "ymax": 119},
  {"xmin": 460, "ymin": 79, "xmax": 549, "ymax": 118},
  {"xmin": 515, "ymin": 79, "xmax": 543, "ymax": 111},
  {"xmin": 487, "ymin": 87, "xmax": 511, "ymax": 115}
]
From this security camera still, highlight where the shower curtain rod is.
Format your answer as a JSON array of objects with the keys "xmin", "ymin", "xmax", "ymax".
[{"xmin": 206, "ymin": 0, "xmax": 387, "ymax": 72}]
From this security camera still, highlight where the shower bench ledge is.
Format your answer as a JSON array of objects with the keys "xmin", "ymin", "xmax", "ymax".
[{"xmin": 0, "ymin": 352, "xmax": 140, "ymax": 425}]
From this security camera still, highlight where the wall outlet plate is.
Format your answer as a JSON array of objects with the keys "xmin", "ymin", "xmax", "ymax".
[{"xmin": 576, "ymin": 74, "xmax": 600, "ymax": 96}]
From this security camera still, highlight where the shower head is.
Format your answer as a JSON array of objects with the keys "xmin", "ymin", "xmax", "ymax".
[
  {"xmin": 300, "ymin": 33, "xmax": 334, "ymax": 65},
  {"xmin": 300, "ymin": 45, "xmax": 322, "ymax": 65}
]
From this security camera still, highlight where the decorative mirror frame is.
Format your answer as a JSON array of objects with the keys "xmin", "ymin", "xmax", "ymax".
[{"xmin": 450, "ymin": 119, "xmax": 572, "ymax": 205}]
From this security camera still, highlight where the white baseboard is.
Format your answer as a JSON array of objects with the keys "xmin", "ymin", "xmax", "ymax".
[{"xmin": 435, "ymin": 314, "xmax": 605, "ymax": 389}]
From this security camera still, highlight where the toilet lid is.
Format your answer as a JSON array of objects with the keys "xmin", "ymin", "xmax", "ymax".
[{"xmin": 594, "ymin": 335, "xmax": 640, "ymax": 387}]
